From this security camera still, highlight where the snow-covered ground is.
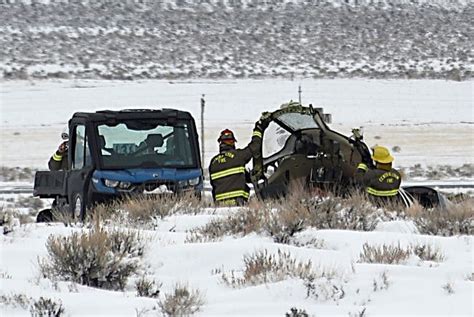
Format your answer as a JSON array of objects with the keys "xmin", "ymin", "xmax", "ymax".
[{"xmin": 1, "ymin": 214, "xmax": 473, "ymax": 316}]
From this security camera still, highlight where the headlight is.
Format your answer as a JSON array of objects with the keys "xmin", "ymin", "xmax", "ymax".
[
  {"xmin": 178, "ymin": 177, "xmax": 201, "ymax": 188},
  {"xmin": 188, "ymin": 177, "xmax": 200, "ymax": 186},
  {"xmin": 118, "ymin": 181, "xmax": 131, "ymax": 189},
  {"xmin": 104, "ymin": 179, "xmax": 119, "ymax": 188}
]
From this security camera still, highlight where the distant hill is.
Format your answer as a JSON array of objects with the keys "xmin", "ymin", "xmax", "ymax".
[{"xmin": 0, "ymin": 0, "xmax": 472, "ymax": 80}]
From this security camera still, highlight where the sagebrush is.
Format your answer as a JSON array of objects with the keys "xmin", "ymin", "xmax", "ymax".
[
  {"xmin": 221, "ymin": 249, "xmax": 316, "ymax": 287},
  {"xmin": 159, "ymin": 284, "xmax": 205, "ymax": 316},
  {"xmin": 409, "ymin": 199, "xmax": 474, "ymax": 236},
  {"xmin": 187, "ymin": 189, "xmax": 384, "ymax": 243},
  {"xmin": 39, "ymin": 227, "xmax": 146, "ymax": 290},
  {"xmin": 359, "ymin": 242, "xmax": 445, "ymax": 264},
  {"xmin": 0, "ymin": 294, "xmax": 64, "ymax": 317},
  {"xmin": 93, "ymin": 193, "xmax": 203, "ymax": 228},
  {"xmin": 30, "ymin": 297, "xmax": 65, "ymax": 317},
  {"xmin": 135, "ymin": 276, "xmax": 161, "ymax": 298}
]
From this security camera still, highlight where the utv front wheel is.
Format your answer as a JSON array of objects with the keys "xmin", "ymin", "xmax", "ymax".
[{"xmin": 36, "ymin": 208, "xmax": 53, "ymax": 223}]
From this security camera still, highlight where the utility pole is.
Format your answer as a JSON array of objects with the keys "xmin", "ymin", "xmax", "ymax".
[
  {"xmin": 298, "ymin": 84, "xmax": 302, "ymax": 104},
  {"xmin": 200, "ymin": 94, "xmax": 205, "ymax": 175}
]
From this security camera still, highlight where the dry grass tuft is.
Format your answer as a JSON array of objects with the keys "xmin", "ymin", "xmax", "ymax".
[
  {"xmin": 411, "ymin": 199, "xmax": 474, "ymax": 236},
  {"xmin": 0, "ymin": 293, "xmax": 32, "ymax": 310},
  {"xmin": 442, "ymin": 282, "xmax": 455, "ymax": 295},
  {"xmin": 359, "ymin": 242, "xmax": 445, "ymax": 264},
  {"xmin": 221, "ymin": 249, "xmax": 336, "ymax": 290},
  {"xmin": 358, "ymin": 242, "xmax": 411, "ymax": 264},
  {"xmin": 30, "ymin": 296, "xmax": 65, "ymax": 317},
  {"xmin": 411, "ymin": 244, "xmax": 445, "ymax": 262},
  {"xmin": 307, "ymin": 191, "xmax": 381, "ymax": 231},
  {"xmin": 135, "ymin": 276, "xmax": 161, "ymax": 298},
  {"xmin": 158, "ymin": 283, "xmax": 205, "ymax": 316},
  {"xmin": 92, "ymin": 194, "xmax": 205, "ymax": 229},
  {"xmin": 0, "ymin": 294, "xmax": 65, "ymax": 316},
  {"xmin": 0, "ymin": 208, "xmax": 36, "ymax": 229},
  {"xmin": 187, "ymin": 189, "xmax": 385, "ymax": 243},
  {"xmin": 372, "ymin": 271, "xmax": 390, "ymax": 291},
  {"xmin": 186, "ymin": 207, "xmax": 268, "ymax": 243},
  {"xmin": 285, "ymin": 307, "xmax": 309, "ymax": 317},
  {"xmin": 39, "ymin": 226, "xmax": 146, "ymax": 290}
]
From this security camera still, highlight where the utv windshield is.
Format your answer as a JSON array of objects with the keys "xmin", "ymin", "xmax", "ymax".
[
  {"xmin": 263, "ymin": 111, "xmax": 319, "ymax": 158},
  {"xmin": 97, "ymin": 119, "xmax": 197, "ymax": 169}
]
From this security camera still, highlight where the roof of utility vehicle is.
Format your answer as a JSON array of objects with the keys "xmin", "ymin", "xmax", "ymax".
[{"xmin": 71, "ymin": 109, "xmax": 194, "ymax": 122}]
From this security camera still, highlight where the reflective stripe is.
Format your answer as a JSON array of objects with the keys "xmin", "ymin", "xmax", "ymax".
[
  {"xmin": 210, "ymin": 166, "xmax": 246, "ymax": 180},
  {"xmin": 252, "ymin": 130, "xmax": 262, "ymax": 138},
  {"xmin": 52, "ymin": 153, "xmax": 63, "ymax": 161},
  {"xmin": 357, "ymin": 163, "xmax": 368, "ymax": 172},
  {"xmin": 367, "ymin": 187, "xmax": 399, "ymax": 197},
  {"xmin": 215, "ymin": 190, "xmax": 249, "ymax": 201}
]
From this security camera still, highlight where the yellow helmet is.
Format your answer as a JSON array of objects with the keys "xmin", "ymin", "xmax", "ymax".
[{"xmin": 371, "ymin": 146, "xmax": 394, "ymax": 164}]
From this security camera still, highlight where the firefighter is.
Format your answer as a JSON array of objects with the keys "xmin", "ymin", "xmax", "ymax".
[
  {"xmin": 209, "ymin": 117, "xmax": 269, "ymax": 206},
  {"xmin": 355, "ymin": 145, "xmax": 401, "ymax": 204},
  {"xmin": 48, "ymin": 129, "xmax": 69, "ymax": 171}
]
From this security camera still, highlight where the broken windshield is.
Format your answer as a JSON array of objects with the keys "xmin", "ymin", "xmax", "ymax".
[{"xmin": 276, "ymin": 112, "xmax": 318, "ymax": 131}]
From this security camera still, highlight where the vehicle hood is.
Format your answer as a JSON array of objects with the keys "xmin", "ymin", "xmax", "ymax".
[{"xmin": 92, "ymin": 168, "xmax": 202, "ymax": 183}]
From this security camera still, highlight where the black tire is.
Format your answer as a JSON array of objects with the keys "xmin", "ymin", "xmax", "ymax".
[
  {"xmin": 36, "ymin": 208, "xmax": 53, "ymax": 223},
  {"xmin": 70, "ymin": 193, "xmax": 85, "ymax": 221}
]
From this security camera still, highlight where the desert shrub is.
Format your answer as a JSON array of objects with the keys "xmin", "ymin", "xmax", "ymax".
[
  {"xmin": 0, "ymin": 166, "xmax": 36, "ymax": 182},
  {"xmin": 0, "ymin": 270, "xmax": 12, "ymax": 279},
  {"xmin": 285, "ymin": 307, "xmax": 309, "ymax": 317},
  {"xmin": 0, "ymin": 208, "xmax": 36, "ymax": 228},
  {"xmin": 358, "ymin": 243, "xmax": 411, "ymax": 264},
  {"xmin": 93, "ymin": 194, "xmax": 205, "ymax": 228},
  {"xmin": 30, "ymin": 297, "xmax": 65, "ymax": 317},
  {"xmin": 303, "ymin": 274, "xmax": 345, "ymax": 301},
  {"xmin": 16, "ymin": 196, "xmax": 44, "ymax": 211},
  {"xmin": 0, "ymin": 294, "xmax": 64, "ymax": 317},
  {"xmin": 260, "ymin": 184, "xmax": 314, "ymax": 243},
  {"xmin": 442, "ymin": 282, "xmax": 455, "ymax": 295},
  {"xmin": 158, "ymin": 284, "xmax": 205, "ymax": 316},
  {"xmin": 410, "ymin": 199, "xmax": 474, "ymax": 236},
  {"xmin": 39, "ymin": 228, "xmax": 145, "ymax": 290},
  {"xmin": 221, "ymin": 249, "xmax": 335, "ymax": 289},
  {"xmin": 186, "ymin": 207, "xmax": 268, "ymax": 243},
  {"xmin": 135, "ymin": 276, "xmax": 161, "ymax": 298},
  {"xmin": 188, "ymin": 190, "xmax": 387, "ymax": 243},
  {"xmin": 411, "ymin": 244, "xmax": 444, "ymax": 262},
  {"xmin": 50, "ymin": 207, "xmax": 78, "ymax": 226},
  {"xmin": 359, "ymin": 242, "xmax": 444, "ymax": 264},
  {"xmin": 0, "ymin": 293, "xmax": 31, "ymax": 310},
  {"xmin": 372, "ymin": 271, "xmax": 390, "ymax": 291},
  {"xmin": 306, "ymin": 192, "xmax": 382, "ymax": 231},
  {"xmin": 174, "ymin": 192, "xmax": 207, "ymax": 214}
]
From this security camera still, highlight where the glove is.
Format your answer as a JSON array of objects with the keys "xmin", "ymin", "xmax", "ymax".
[
  {"xmin": 58, "ymin": 141, "xmax": 68, "ymax": 154},
  {"xmin": 255, "ymin": 112, "xmax": 272, "ymax": 131}
]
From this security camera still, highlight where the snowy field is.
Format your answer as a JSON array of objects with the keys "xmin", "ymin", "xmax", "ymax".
[
  {"xmin": 1, "ymin": 79, "xmax": 473, "ymax": 169},
  {"xmin": 0, "ymin": 79, "xmax": 473, "ymax": 316},
  {"xmin": 1, "ymin": 212, "xmax": 473, "ymax": 316}
]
